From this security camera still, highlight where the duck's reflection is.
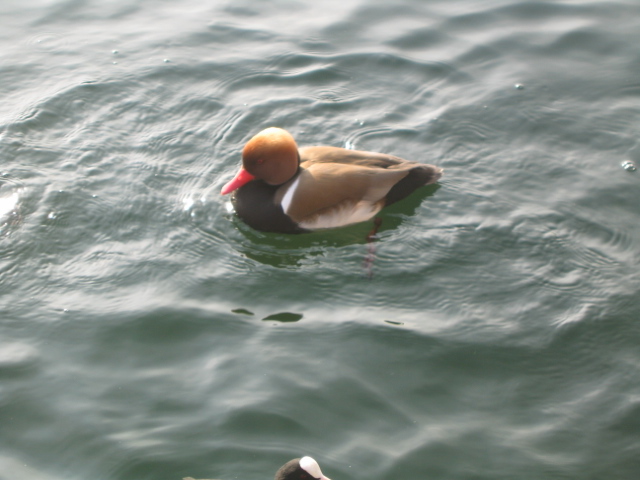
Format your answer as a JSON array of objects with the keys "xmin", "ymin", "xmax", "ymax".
[{"xmin": 231, "ymin": 183, "xmax": 440, "ymax": 270}]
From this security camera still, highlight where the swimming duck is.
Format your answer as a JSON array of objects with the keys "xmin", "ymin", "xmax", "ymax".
[
  {"xmin": 183, "ymin": 456, "xmax": 331, "ymax": 480},
  {"xmin": 221, "ymin": 127, "xmax": 443, "ymax": 233}
]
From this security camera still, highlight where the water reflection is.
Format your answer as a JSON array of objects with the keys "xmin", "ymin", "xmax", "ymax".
[
  {"xmin": 0, "ymin": 192, "xmax": 19, "ymax": 218},
  {"xmin": 0, "ymin": 190, "xmax": 21, "ymax": 235},
  {"xmin": 229, "ymin": 184, "xmax": 441, "ymax": 269}
]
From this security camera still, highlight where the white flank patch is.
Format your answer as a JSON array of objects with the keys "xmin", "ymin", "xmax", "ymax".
[
  {"xmin": 279, "ymin": 176, "xmax": 301, "ymax": 214},
  {"xmin": 300, "ymin": 457, "xmax": 330, "ymax": 480},
  {"xmin": 300, "ymin": 200, "xmax": 381, "ymax": 230}
]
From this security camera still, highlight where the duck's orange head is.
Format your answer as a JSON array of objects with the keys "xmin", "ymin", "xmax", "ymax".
[{"xmin": 221, "ymin": 127, "xmax": 299, "ymax": 195}]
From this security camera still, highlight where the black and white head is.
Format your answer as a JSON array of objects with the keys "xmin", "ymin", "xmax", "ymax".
[{"xmin": 274, "ymin": 457, "xmax": 331, "ymax": 480}]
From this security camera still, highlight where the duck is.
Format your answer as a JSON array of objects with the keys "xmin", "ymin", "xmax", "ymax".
[
  {"xmin": 183, "ymin": 456, "xmax": 331, "ymax": 480},
  {"xmin": 221, "ymin": 127, "xmax": 443, "ymax": 233}
]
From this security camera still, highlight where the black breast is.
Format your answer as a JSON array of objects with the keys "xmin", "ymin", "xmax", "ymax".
[{"xmin": 232, "ymin": 180, "xmax": 307, "ymax": 234}]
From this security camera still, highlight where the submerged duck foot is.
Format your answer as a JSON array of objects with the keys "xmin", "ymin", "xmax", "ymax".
[{"xmin": 363, "ymin": 217, "xmax": 383, "ymax": 278}]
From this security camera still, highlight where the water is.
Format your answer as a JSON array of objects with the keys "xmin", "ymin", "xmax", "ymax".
[{"xmin": 1, "ymin": 0, "xmax": 640, "ymax": 479}]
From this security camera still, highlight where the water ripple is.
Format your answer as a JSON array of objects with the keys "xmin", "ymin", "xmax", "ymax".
[
  {"xmin": 0, "ymin": 342, "xmax": 41, "ymax": 377},
  {"xmin": 2, "ymin": 2, "xmax": 640, "ymax": 480}
]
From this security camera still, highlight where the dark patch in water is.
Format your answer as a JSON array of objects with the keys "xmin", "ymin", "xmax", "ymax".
[{"xmin": 262, "ymin": 312, "xmax": 303, "ymax": 323}]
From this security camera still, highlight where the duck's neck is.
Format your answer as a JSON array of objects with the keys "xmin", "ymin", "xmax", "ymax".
[{"xmin": 293, "ymin": 151, "xmax": 302, "ymax": 178}]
